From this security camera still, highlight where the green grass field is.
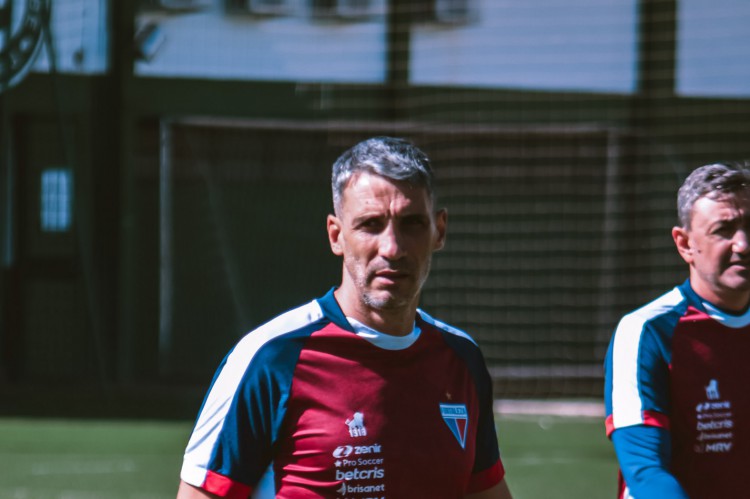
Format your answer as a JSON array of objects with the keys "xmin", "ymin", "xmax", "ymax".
[
  {"xmin": 498, "ymin": 415, "xmax": 617, "ymax": 498},
  {"xmin": 0, "ymin": 415, "xmax": 616, "ymax": 498}
]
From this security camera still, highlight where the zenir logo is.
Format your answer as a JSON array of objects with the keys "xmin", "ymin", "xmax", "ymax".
[{"xmin": 0, "ymin": 0, "xmax": 48, "ymax": 93}]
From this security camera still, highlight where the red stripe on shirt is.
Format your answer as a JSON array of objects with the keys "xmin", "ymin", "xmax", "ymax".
[
  {"xmin": 605, "ymin": 414, "xmax": 616, "ymax": 437},
  {"xmin": 607, "ymin": 411, "xmax": 670, "ymax": 438},
  {"xmin": 642, "ymin": 410, "xmax": 670, "ymax": 430},
  {"xmin": 467, "ymin": 458, "xmax": 504, "ymax": 493},
  {"xmin": 203, "ymin": 470, "xmax": 253, "ymax": 499}
]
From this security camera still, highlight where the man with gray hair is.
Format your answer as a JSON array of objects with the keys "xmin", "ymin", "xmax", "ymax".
[
  {"xmin": 177, "ymin": 137, "xmax": 512, "ymax": 498},
  {"xmin": 605, "ymin": 162, "xmax": 750, "ymax": 498}
]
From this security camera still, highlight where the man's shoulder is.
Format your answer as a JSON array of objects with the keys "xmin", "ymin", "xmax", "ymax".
[
  {"xmin": 417, "ymin": 309, "xmax": 478, "ymax": 347},
  {"xmin": 626, "ymin": 285, "xmax": 690, "ymax": 318},
  {"xmin": 233, "ymin": 298, "xmax": 330, "ymax": 351},
  {"xmin": 615, "ymin": 286, "xmax": 689, "ymax": 338},
  {"xmin": 216, "ymin": 298, "xmax": 332, "ymax": 376}
]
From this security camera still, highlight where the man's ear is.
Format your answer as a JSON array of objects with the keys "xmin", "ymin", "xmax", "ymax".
[
  {"xmin": 672, "ymin": 226, "xmax": 693, "ymax": 264},
  {"xmin": 434, "ymin": 208, "xmax": 448, "ymax": 251},
  {"xmin": 327, "ymin": 214, "xmax": 344, "ymax": 256}
]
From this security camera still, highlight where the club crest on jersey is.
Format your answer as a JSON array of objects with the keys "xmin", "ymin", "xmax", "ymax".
[
  {"xmin": 705, "ymin": 379, "xmax": 720, "ymax": 400},
  {"xmin": 440, "ymin": 403, "xmax": 468, "ymax": 449},
  {"xmin": 345, "ymin": 411, "xmax": 367, "ymax": 437}
]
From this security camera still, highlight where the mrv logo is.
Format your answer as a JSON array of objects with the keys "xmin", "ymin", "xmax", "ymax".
[{"xmin": 705, "ymin": 442, "xmax": 732, "ymax": 453}]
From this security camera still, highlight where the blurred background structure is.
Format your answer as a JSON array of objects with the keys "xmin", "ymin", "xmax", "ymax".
[{"xmin": 1, "ymin": 0, "xmax": 750, "ymax": 418}]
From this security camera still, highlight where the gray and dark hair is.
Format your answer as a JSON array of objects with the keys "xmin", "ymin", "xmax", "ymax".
[
  {"xmin": 677, "ymin": 161, "xmax": 750, "ymax": 228},
  {"xmin": 331, "ymin": 136, "xmax": 436, "ymax": 214}
]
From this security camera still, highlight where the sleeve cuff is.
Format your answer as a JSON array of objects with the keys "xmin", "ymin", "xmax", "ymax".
[
  {"xmin": 606, "ymin": 410, "xmax": 671, "ymax": 437},
  {"xmin": 181, "ymin": 464, "xmax": 253, "ymax": 499},
  {"xmin": 467, "ymin": 458, "xmax": 505, "ymax": 494}
]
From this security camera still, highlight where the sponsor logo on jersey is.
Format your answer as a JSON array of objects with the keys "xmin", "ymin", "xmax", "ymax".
[
  {"xmin": 696, "ymin": 419, "xmax": 733, "ymax": 431},
  {"xmin": 334, "ymin": 443, "xmax": 385, "ymax": 469},
  {"xmin": 338, "ymin": 482, "xmax": 386, "ymax": 493},
  {"xmin": 695, "ymin": 400, "xmax": 731, "ymax": 412},
  {"xmin": 704, "ymin": 441, "xmax": 732, "ymax": 452},
  {"xmin": 336, "ymin": 481, "xmax": 385, "ymax": 499},
  {"xmin": 333, "ymin": 445, "xmax": 354, "ymax": 458},
  {"xmin": 337, "ymin": 456, "xmax": 385, "ymax": 468},
  {"xmin": 440, "ymin": 403, "xmax": 468, "ymax": 449},
  {"xmin": 705, "ymin": 379, "xmax": 720, "ymax": 400},
  {"xmin": 697, "ymin": 431, "xmax": 733, "ymax": 441},
  {"xmin": 335, "ymin": 466, "xmax": 385, "ymax": 481},
  {"xmin": 345, "ymin": 411, "xmax": 367, "ymax": 438},
  {"xmin": 693, "ymin": 377, "xmax": 736, "ymax": 454}
]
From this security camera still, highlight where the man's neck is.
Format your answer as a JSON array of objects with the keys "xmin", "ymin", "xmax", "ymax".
[
  {"xmin": 689, "ymin": 279, "xmax": 750, "ymax": 314},
  {"xmin": 355, "ymin": 310, "xmax": 416, "ymax": 337},
  {"xmin": 334, "ymin": 288, "xmax": 417, "ymax": 336}
]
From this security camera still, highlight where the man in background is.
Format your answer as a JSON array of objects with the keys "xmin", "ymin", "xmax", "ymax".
[
  {"xmin": 177, "ymin": 136, "xmax": 512, "ymax": 498},
  {"xmin": 605, "ymin": 162, "xmax": 750, "ymax": 498}
]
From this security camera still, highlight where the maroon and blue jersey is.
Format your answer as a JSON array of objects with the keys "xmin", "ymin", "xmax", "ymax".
[
  {"xmin": 605, "ymin": 279, "xmax": 750, "ymax": 498},
  {"xmin": 180, "ymin": 288, "xmax": 504, "ymax": 498}
]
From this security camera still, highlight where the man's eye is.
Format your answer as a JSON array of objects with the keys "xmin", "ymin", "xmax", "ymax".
[
  {"xmin": 403, "ymin": 217, "xmax": 427, "ymax": 227},
  {"xmin": 713, "ymin": 226, "xmax": 734, "ymax": 237},
  {"xmin": 360, "ymin": 219, "xmax": 382, "ymax": 230}
]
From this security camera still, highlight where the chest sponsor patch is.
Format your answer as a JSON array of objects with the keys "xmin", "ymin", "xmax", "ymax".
[{"xmin": 440, "ymin": 403, "xmax": 468, "ymax": 449}]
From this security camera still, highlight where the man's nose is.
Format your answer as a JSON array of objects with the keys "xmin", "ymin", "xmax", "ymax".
[
  {"xmin": 379, "ymin": 223, "xmax": 406, "ymax": 260},
  {"xmin": 733, "ymin": 230, "xmax": 750, "ymax": 254}
]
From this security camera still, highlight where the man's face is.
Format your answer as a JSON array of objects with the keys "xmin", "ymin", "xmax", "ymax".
[
  {"xmin": 327, "ymin": 171, "xmax": 446, "ymax": 315},
  {"xmin": 673, "ymin": 191, "xmax": 750, "ymax": 311}
]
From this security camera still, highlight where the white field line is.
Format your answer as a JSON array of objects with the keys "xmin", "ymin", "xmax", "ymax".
[
  {"xmin": 494, "ymin": 399, "xmax": 605, "ymax": 418},
  {"xmin": 30, "ymin": 458, "xmax": 137, "ymax": 475}
]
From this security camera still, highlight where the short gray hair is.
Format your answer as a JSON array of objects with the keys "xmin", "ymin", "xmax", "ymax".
[
  {"xmin": 331, "ymin": 136, "xmax": 436, "ymax": 214},
  {"xmin": 677, "ymin": 161, "xmax": 750, "ymax": 228}
]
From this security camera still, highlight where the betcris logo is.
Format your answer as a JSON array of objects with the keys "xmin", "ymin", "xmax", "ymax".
[{"xmin": 335, "ymin": 467, "xmax": 385, "ymax": 481}]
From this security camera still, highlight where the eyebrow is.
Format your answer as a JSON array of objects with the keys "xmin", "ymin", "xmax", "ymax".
[
  {"xmin": 706, "ymin": 213, "xmax": 744, "ymax": 229},
  {"xmin": 350, "ymin": 212, "xmax": 382, "ymax": 224}
]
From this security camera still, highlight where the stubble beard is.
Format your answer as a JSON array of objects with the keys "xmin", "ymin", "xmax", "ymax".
[{"xmin": 348, "ymin": 257, "xmax": 433, "ymax": 312}]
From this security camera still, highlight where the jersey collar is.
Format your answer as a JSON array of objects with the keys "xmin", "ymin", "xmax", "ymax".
[
  {"xmin": 346, "ymin": 316, "xmax": 421, "ymax": 350},
  {"xmin": 317, "ymin": 287, "xmax": 355, "ymax": 332},
  {"xmin": 681, "ymin": 279, "xmax": 750, "ymax": 328}
]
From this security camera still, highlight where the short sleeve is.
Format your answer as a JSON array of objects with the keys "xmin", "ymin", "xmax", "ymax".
[{"xmin": 605, "ymin": 314, "xmax": 674, "ymax": 436}]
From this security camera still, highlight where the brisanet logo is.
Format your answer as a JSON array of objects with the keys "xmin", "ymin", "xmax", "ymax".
[
  {"xmin": 336, "ymin": 482, "xmax": 385, "ymax": 498},
  {"xmin": 0, "ymin": 0, "xmax": 48, "ymax": 92}
]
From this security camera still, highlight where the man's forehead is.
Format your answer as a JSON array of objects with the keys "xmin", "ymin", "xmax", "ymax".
[
  {"xmin": 694, "ymin": 192, "xmax": 750, "ymax": 220},
  {"xmin": 704, "ymin": 189, "xmax": 750, "ymax": 207},
  {"xmin": 343, "ymin": 171, "xmax": 430, "ymax": 200}
]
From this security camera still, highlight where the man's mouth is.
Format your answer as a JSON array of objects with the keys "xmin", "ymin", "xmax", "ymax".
[
  {"xmin": 728, "ymin": 261, "xmax": 750, "ymax": 272},
  {"xmin": 373, "ymin": 268, "xmax": 409, "ymax": 283}
]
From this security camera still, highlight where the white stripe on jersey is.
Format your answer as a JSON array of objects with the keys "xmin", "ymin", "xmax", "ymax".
[
  {"xmin": 611, "ymin": 287, "xmax": 685, "ymax": 430},
  {"xmin": 180, "ymin": 299, "xmax": 325, "ymax": 487},
  {"xmin": 418, "ymin": 308, "xmax": 478, "ymax": 346}
]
